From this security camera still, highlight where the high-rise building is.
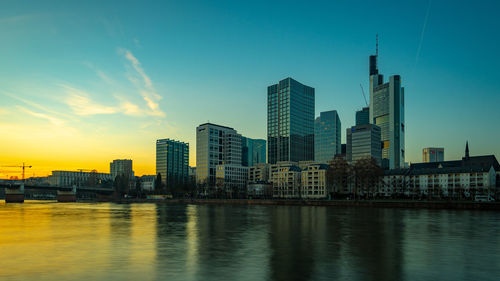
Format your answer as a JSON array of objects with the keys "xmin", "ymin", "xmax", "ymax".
[
  {"xmin": 423, "ymin": 147, "xmax": 444, "ymax": 163},
  {"xmin": 196, "ymin": 123, "xmax": 242, "ymax": 187},
  {"xmin": 110, "ymin": 159, "xmax": 134, "ymax": 180},
  {"xmin": 346, "ymin": 124, "xmax": 382, "ymax": 165},
  {"xmin": 267, "ymin": 77, "xmax": 315, "ymax": 164},
  {"xmin": 356, "ymin": 107, "xmax": 370, "ymax": 126},
  {"xmin": 241, "ymin": 137, "xmax": 266, "ymax": 167},
  {"xmin": 368, "ymin": 44, "xmax": 405, "ymax": 169},
  {"xmin": 314, "ymin": 110, "xmax": 341, "ymax": 163},
  {"xmin": 156, "ymin": 139, "xmax": 189, "ymax": 187}
]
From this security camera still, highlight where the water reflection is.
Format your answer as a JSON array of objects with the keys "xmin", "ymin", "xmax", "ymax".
[{"xmin": 1, "ymin": 202, "xmax": 499, "ymax": 281}]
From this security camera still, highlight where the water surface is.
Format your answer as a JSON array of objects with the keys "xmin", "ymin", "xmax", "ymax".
[{"xmin": 1, "ymin": 201, "xmax": 499, "ymax": 281}]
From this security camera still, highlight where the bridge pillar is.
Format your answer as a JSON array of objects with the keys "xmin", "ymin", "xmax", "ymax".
[
  {"xmin": 5, "ymin": 184, "xmax": 24, "ymax": 203},
  {"xmin": 57, "ymin": 186, "xmax": 76, "ymax": 202}
]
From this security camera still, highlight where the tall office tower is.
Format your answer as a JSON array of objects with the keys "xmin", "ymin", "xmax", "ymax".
[
  {"xmin": 241, "ymin": 137, "xmax": 266, "ymax": 167},
  {"xmin": 314, "ymin": 110, "xmax": 341, "ymax": 163},
  {"xmin": 423, "ymin": 147, "xmax": 444, "ymax": 163},
  {"xmin": 356, "ymin": 107, "xmax": 370, "ymax": 126},
  {"xmin": 156, "ymin": 139, "xmax": 189, "ymax": 187},
  {"xmin": 368, "ymin": 41, "xmax": 405, "ymax": 169},
  {"xmin": 346, "ymin": 124, "xmax": 382, "ymax": 165},
  {"xmin": 196, "ymin": 123, "xmax": 242, "ymax": 186},
  {"xmin": 267, "ymin": 77, "xmax": 315, "ymax": 164},
  {"xmin": 110, "ymin": 159, "xmax": 134, "ymax": 180}
]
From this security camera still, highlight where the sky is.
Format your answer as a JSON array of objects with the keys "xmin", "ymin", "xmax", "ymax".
[{"xmin": 1, "ymin": 0, "xmax": 499, "ymax": 178}]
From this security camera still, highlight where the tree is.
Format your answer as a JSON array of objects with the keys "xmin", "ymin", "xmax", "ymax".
[
  {"xmin": 352, "ymin": 157, "xmax": 383, "ymax": 199},
  {"xmin": 155, "ymin": 173, "xmax": 164, "ymax": 194},
  {"xmin": 327, "ymin": 155, "xmax": 351, "ymax": 198}
]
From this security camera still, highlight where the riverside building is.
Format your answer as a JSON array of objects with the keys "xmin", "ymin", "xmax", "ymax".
[
  {"xmin": 267, "ymin": 77, "xmax": 315, "ymax": 164},
  {"xmin": 156, "ymin": 139, "xmax": 189, "ymax": 187},
  {"xmin": 196, "ymin": 123, "xmax": 243, "ymax": 193},
  {"xmin": 314, "ymin": 110, "xmax": 341, "ymax": 163},
  {"xmin": 110, "ymin": 159, "xmax": 134, "ymax": 180}
]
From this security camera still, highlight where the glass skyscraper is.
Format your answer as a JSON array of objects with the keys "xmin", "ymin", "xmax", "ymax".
[
  {"xmin": 241, "ymin": 137, "xmax": 266, "ymax": 167},
  {"xmin": 369, "ymin": 52, "xmax": 405, "ymax": 169},
  {"xmin": 267, "ymin": 78, "xmax": 315, "ymax": 164},
  {"xmin": 314, "ymin": 110, "xmax": 341, "ymax": 163},
  {"xmin": 355, "ymin": 107, "xmax": 369, "ymax": 126},
  {"xmin": 156, "ymin": 139, "xmax": 189, "ymax": 187}
]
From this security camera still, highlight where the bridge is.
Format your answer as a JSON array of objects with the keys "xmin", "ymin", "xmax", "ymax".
[{"xmin": 0, "ymin": 182, "xmax": 115, "ymax": 203}]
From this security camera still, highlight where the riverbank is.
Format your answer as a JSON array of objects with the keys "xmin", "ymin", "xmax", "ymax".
[{"xmin": 110, "ymin": 198, "xmax": 500, "ymax": 210}]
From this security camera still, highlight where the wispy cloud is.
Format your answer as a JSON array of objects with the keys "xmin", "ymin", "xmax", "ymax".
[
  {"xmin": 119, "ymin": 48, "xmax": 166, "ymax": 117},
  {"xmin": 414, "ymin": 0, "xmax": 432, "ymax": 68},
  {"xmin": 16, "ymin": 106, "xmax": 65, "ymax": 126},
  {"xmin": 2, "ymin": 91, "xmax": 77, "ymax": 121},
  {"xmin": 83, "ymin": 62, "xmax": 115, "ymax": 85},
  {"xmin": 61, "ymin": 85, "xmax": 118, "ymax": 116}
]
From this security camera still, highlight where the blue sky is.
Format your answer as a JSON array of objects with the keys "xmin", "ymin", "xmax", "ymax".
[{"xmin": 1, "ymin": 0, "xmax": 499, "ymax": 176}]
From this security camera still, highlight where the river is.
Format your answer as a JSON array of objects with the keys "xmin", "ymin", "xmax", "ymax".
[{"xmin": 1, "ymin": 201, "xmax": 499, "ymax": 281}]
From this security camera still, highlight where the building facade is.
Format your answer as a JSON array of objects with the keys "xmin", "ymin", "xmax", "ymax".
[
  {"xmin": 48, "ymin": 170, "xmax": 113, "ymax": 187},
  {"xmin": 268, "ymin": 77, "xmax": 315, "ymax": 164},
  {"xmin": 139, "ymin": 175, "xmax": 156, "ymax": 191},
  {"xmin": 196, "ymin": 123, "xmax": 242, "ymax": 189},
  {"xmin": 156, "ymin": 139, "xmax": 189, "ymax": 188},
  {"xmin": 215, "ymin": 164, "xmax": 248, "ymax": 197},
  {"xmin": 346, "ymin": 124, "xmax": 382, "ymax": 165},
  {"xmin": 369, "ymin": 52, "xmax": 405, "ymax": 169},
  {"xmin": 271, "ymin": 164, "xmax": 302, "ymax": 199},
  {"xmin": 314, "ymin": 110, "xmax": 341, "ymax": 163},
  {"xmin": 241, "ymin": 137, "xmax": 266, "ymax": 167},
  {"xmin": 248, "ymin": 163, "xmax": 271, "ymax": 183},
  {"xmin": 356, "ymin": 107, "xmax": 370, "ymax": 126},
  {"xmin": 301, "ymin": 163, "xmax": 328, "ymax": 199},
  {"xmin": 423, "ymin": 147, "xmax": 444, "ymax": 163},
  {"xmin": 110, "ymin": 159, "xmax": 134, "ymax": 180}
]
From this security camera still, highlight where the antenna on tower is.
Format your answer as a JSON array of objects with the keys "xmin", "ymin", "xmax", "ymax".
[{"xmin": 376, "ymin": 34, "xmax": 378, "ymax": 56}]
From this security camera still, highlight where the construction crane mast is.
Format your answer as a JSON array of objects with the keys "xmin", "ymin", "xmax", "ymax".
[
  {"xmin": 360, "ymin": 84, "xmax": 368, "ymax": 107},
  {"xmin": 0, "ymin": 163, "xmax": 32, "ymax": 181}
]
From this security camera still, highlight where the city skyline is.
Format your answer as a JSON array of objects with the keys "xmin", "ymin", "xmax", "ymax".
[{"xmin": 1, "ymin": 0, "xmax": 500, "ymax": 178}]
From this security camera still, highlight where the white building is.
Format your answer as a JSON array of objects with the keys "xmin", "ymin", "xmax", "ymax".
[
  {"xmin": 196, "ymin": 123, "xmax": 242, "ymax": 190},
  {"xmin": 301, "ymin": 163, "xmax": 329, "ymax": 199},
  {"xmin": 110, "ymin": 159, "xmax": 134, "ymax": 180},
  {"xmin": 48, "ymin": 170, "xmax": 113, "ymax": 187},
  {"xmin": 248, "ymin": 163, "xmax": 270, "ymax": 183},
  {"xmin": 140, "ymin": 175, "xmax": 156, "ymax": 191},
  {"xmin": 380, "ymin": 153, "xmax": 499, "ymax": 198},
  {"xmin": 215, "ymin": 164, "xmax": 248, "ymax": 197},
  {"xmin": 271, "ymin": 164, "xmax": 302, "ymax": 199}
]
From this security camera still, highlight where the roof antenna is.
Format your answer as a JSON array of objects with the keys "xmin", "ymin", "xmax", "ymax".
[{"xmin": 376, "ymin": 34, "xmax": 378, "ymax": 56}]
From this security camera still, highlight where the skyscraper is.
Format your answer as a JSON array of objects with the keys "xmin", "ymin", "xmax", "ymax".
[
  {"xmin": 423, "ymin": 147, "xmax": 444, "ymax": 163},
  {"xmin": 156, "ymin": 139, "xmax": 189, "ymax": 187},
  {"xmin": 368, "ymin": 43, "xmax": 405, "ymax": 169},
  {"xmin": 196, "ymin": 123, "xmax": 242, "ymax": 186},
  {"xmin": 241, "ymin": 137, "xmax": 266, "ymax": 167},
  {"xmin": 267, "ymin": 77, "xmax": 315, "ymax": 164},
  {"xmin": 356, "ymin": 107, "xmax": 369, "ymax": 126},
  {"xmin": 346, "ymin": 124, "xmax": 382, "ymax": 165},
  {"xmin": 314, "ymin": 110, "xmax": 341, "ymax": 163}
]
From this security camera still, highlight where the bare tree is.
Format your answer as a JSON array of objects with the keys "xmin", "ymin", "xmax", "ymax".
[{"xmin": 326, "ymin": 155, "xmax": 351, "ymax": 198}]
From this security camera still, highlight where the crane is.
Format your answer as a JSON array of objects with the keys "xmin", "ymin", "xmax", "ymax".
[
  {"xmin": 360, "ymin": 84, "xmax": 368, "ymax": 107},
  {"xmin": 0, "ymin": 163, "xmax": 32, "ymax": 181}
]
